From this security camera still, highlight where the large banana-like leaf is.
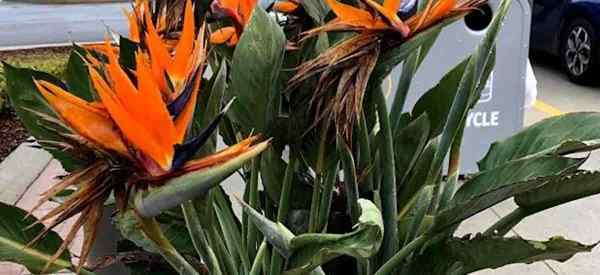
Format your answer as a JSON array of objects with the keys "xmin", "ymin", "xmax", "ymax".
[
  {"xmin": 486, "ymin": 170, "xmax": 600, "ymax": 236},
  {"xmin": 432, "ymin": 152, "xmax": 585, "ymax": 233},
  {"xmin": 410, "ymin": 57, "xmax": 466, "ymax": 137},
  {"xmin": 3, "ymin": 63, "xmax": 82, "ymax": 171},
  {"xmin": 135, "ymin": 140, "xmax": 270, "ymax": 217},
  {"xmin": 405, "ymin": 235, "xmax": 597, "ymax": 275},
  {"xmin": 228, "ymin": 7, "xmax": 286, "ymax": 135},
  {"xmin": 0, "ymin": 202, "xmax": 74, "ymax": 274},
  {"xmin": 479, "ymin": 112, "xmax": 600, "ymax": 171},
  {"xmin": 393, "ymin": 113, "xmax": 430, "ymax": 186},
  {"xmin": 516, "ymin": 170, "xmax": 600, "ymax": 212},
  {"xmin": 423, "ymin": 6, "xmax": 503, "ymax": 191}
]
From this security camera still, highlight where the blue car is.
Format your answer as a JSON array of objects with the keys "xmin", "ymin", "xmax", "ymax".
[{"xmin": 531, "ymin": 0, "xmax": 600, "ymax": 83}]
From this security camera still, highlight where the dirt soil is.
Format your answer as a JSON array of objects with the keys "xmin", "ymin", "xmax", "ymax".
[{"xmin": 0, "ymin": 110, "xmax": 28, "ymax": 162}]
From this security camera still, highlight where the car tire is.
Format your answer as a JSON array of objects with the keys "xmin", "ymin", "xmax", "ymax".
[{"xmin": 560, "ymin": 18, "xmax": 599, "ymax": 84}]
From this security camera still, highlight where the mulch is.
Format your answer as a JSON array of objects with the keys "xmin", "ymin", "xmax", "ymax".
[
  {"xmin": 0, "ymin": 110, "xmax": 28, "ymax": 162},
  {"xmin": 0, "ymin": 46, "xmax": 71, "ymax": 60}
]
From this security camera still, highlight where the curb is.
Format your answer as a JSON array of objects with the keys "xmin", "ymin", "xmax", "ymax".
[
  {"xmin": 0, "ymin": 141, "xmax": 52, "ymax": 205},
  {"xmin": 0, "ymin": 41, "xmax": 98, "ymax": 52}
]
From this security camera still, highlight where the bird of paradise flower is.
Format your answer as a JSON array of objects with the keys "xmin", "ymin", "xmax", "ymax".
[{"xmin": 24, "ymin": 0, "xmax": 268, "ymax": 272}]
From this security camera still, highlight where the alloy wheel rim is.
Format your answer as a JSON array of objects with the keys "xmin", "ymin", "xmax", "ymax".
[{"xmin": 565, "ymin": 26, "xmax": 592, "ymax": 76}]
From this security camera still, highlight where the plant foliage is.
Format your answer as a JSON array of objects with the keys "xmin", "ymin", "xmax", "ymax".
[{"xmin": 2, "ymin": 0, "xmax": 600, "ymax": 274}]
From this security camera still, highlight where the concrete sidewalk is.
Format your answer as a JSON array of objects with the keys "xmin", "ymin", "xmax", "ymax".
[{"xmin": 0, "ymin": 0, "xmax": 129, "ymax": 49}]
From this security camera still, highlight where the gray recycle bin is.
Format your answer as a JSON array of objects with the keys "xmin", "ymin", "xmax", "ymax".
[{"xmin": 386, "ymin": 0, "xmax": 532, "ymax": 173}]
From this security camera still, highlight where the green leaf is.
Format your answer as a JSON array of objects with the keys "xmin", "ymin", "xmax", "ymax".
[
  {"xmin": 116, "ymin": 210, "xmax": 195, "ymax": 255},
  {"xmin": 375, "ymin": 87, "xmax": 399, "ymax": 261},
  {"xmin": 134, "ymin": 140, "xmax": 270, "ymax": 218},
  {"xmin": 338, "ymin": 136, "xmax": 360, "ymax": 224},
  {"xmin": 194, "ymin": 60, "xmax": 227, "ymax": 155},
  {"xmin": 228, "ymin": 7, "xmax": 286, "ymax": 134},
  {"xmin": 213, "ymin": 203, "xmax": 250, "ymax": 273},
  {"xmin": 432, "ymin": 154, "xmax": 584, "ymax": 233},
  {"xmin": 237, "ymin": 197, "xmax": 295, "ymax": 258},
  {"xmin": 389, "ymin": 31, "xmax": 439, "ymax": 129},
  {"xmin": 480, "ymin": 112, "xmax": 600, "ymax": 171},
  {"xmin": 485, "ymin": 170, "xmax": 600, "ymax": 236},
  {"xmin": 301, "ymin": 0, "xmax": 329, "ymax": 24},
  {"xmin": 455, "ymin": 156, "xmax": 583, "ymax": 204},
  {"xmin": 3, "ymin": 63, "xmax": 82, "ymax": 171},
  {"xmin": 0, "ymin": 202, "xmax": 72, "ymax": 274},
  {"xmin": 424, "ymin": 0, "xmax": 511, "ymax": 201},
  {"xmin": 397, "ymin": 137, "xmax": 438, "ymax": 218},
  {"xmin": 404, "ymin": 186, "xmax": 433, "ymax": 245},
  {"xmin": 65, "ymin": 46, "xmax": 95, "ymax": 101},
  {"xmin": 119, "ymin": 36, "xmax": 138, "ymax": 70},
  {"xmin": 411, "ymin": 59, "xmax": 468, "ymax": 137},
  {"xmin": 516, "ymin": 170, "xmax": 600, "ymax": 213},
  {"xmin": 405, "ymin": 235, "xmax": 597, "ymax": 274},
  {"xmin": 393, "ymin": 113, "xmax": 430, "ymax": 186},
  {"xmin": 284, "ymin": 199, "xmax": 383, "ymax": 275}
]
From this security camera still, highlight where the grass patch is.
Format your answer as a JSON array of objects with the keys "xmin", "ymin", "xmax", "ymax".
[{"xmin": 0, "ymin": 47, "xmax": 71, "ymax": 112}]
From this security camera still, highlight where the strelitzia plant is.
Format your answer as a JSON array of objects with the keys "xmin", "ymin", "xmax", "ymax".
[{"xmin": 4, "ymin": 0, "xmax": 600, "ymax": 274}]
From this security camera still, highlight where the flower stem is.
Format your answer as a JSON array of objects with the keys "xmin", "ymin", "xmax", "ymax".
[
  {"xmin": 375, "ymin": 87, "xmax": 399, "ymax": 262},
  {"xmin": 375, "ymin": 235, "xmax": 427, "ymax": 275},
  {"xmin": 136, "ymin": 214, "xmax": 199, "ymax": 275}
]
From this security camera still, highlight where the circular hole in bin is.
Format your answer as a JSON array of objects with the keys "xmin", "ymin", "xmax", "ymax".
[{"xmin": 464, "ymin": 4, "xmax": 493, "ymax": 32}]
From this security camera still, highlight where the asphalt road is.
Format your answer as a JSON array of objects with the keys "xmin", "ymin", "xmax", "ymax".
[{"xmin": 0, "ymin": 0, "xmax": 129, "ymax": 49}]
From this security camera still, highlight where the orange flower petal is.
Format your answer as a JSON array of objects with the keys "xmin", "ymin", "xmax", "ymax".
[
  {"xmin": 227, "ymin": 31, "xmax": 240, "ymax": 46},
  {"xmin": 90, "ymin": 68, "xmax": 173, "ymax": 171},
  {"xmin": 135, "ymin": 53, "xmax": 179, "ymax": 149},
  {"xmin": 143, "ymin": 4, "xmax": 172, "ymax": 92},
  {"xmin": 325, "ymin": 0, "xmax": 375, "ymax": 26},
  {"xmin": 383, "ymin": 0, "xmax": 403, "ymax": 13},
  {"xmin": 103, "ymin": 41, "xmax": 173, "ymax": 150},
  {"xmin": 363, "ymin": 0, "xmax": 410, "ymax": 36},
  {"xmin": 408, "ymin": 0, "xmax": 455, "ymax": 32},
  {"xmin": 272, "ymin": 1, "xmax": 300, "ymax": 13},
  {"xmin": 35, "ymin": 80, "xmax": 129, "ymax": 157},
  {"xmin": 169, "ymin": 0, "xmax": 196, "ymax": 90},
  {"xmin": 210, "ymin": 27, "xmax": 237, "ymax": 44},
  {"xmin": 240, "ymin": 0, "xmax": 258, "ymax": 24}
]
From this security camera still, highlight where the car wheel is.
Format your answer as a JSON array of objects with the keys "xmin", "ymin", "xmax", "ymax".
[{"xmin": 560, "ymin": 18, "xmax": 599, "ymax": 84}]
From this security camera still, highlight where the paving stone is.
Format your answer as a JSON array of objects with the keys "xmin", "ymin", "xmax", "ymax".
[{"xmin": 0, "ymin": 143, "xmax": 51, "ymax": 205}]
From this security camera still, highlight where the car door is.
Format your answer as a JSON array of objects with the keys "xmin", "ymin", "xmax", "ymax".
[{"xmin": 531, "ymin": 0, "xmax": 568, "ymax": 53}]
